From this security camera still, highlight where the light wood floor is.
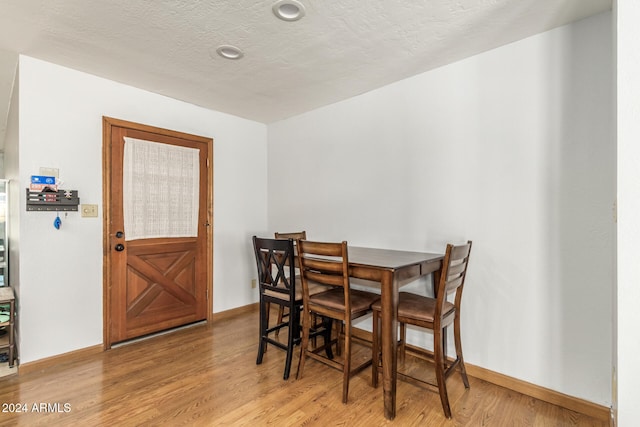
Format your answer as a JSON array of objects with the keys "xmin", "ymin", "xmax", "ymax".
[{"xmin": 0, "ymin": 308, "xmax": 608, "ymax": 426}]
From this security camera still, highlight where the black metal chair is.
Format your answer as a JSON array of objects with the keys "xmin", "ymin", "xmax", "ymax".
[{"xmin": 253, "ymin": 236, "xmax": 332, "ymax": 380}]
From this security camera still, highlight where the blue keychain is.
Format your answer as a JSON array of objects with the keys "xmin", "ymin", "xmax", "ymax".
[{"xmin": 54, "ymin": 212, "xmax": 62, "ymax": 230}]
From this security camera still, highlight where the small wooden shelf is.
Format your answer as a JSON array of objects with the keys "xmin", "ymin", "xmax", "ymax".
[{"xmin": 26, "ymin": 189, "xmax": 80, "ymax": 211}]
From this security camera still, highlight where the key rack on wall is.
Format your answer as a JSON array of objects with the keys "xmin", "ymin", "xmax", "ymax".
[{"xmin": 26, "ymin": 189, "xmax": 80, "ymax": 211}]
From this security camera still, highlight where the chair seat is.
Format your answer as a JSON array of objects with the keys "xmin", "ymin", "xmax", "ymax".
[
  {"xmin": 310, "ymin": 287, "xmax": 379, "ymax": 314},
  {"xmin": 264, "ymin": 277, "xmax": 327, "ymax": 302},
  {"xmin": 372, "ymin": 292, "xmax": 455, "ymax": 323}
]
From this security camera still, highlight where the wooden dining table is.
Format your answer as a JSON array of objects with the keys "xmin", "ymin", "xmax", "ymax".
[{"xmin": 347, "ymin": 246, "xmax": 444, "ymax": 420}]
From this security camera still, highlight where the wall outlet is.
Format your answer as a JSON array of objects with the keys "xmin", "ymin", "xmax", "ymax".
[{"xmin": 251, "ymin": 279, "xmax": 257, "ymax": 289}]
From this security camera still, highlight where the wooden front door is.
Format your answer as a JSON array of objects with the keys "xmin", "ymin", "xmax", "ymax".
[{"xmin": 103, "ymin": 117, "xmax": 213, "ymax": 347}]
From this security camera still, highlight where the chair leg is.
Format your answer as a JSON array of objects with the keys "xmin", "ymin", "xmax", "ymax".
[
  {"xmin": 442, "ymin": 326, "xmax": 448, "ymax": 370},
  {"xmin": 296, "ymin": 307, "xmax": 311, "ymax": 380},
  {"xmin": 283, "ymin": 305, "xmax": 297, "ymax": 380},
  {"xmin": 335, "ymin": 321, "xmax": 343, "ymax": 356},
  {"xmin": 264, "ymin": 302, "xmax": 272, "ymax": 353},
  {"xmin": 342, "ymin": 321, "xmax": 351, "ymax": 404},
  {"xmin": 322, "ymin": 316, "xmax": 334, "ymax": 360},
  {"xmin": 312, "ymin": 313, "xmax": 318, "ymax": 348},
  {"xmin": 454, "ymin": 314, "xmax": 470, "ymax": 389},
  {"xmin": 256, "ymin": 301, "xmax": 268, "ymax": 365},
  {"xmin": 371, "ymin": 309, "xmax": 379, "ymax": 388},
  {"xmin": 399, "ymin": 321, "xmax": 406, "ymax": 364},
  {"xmin": 275, "ymin": 306, "xmax": 285, "ymax": 337},
  {"xmin": 434, "ymin": 328, "xmax": 452, "ymax": 419}
]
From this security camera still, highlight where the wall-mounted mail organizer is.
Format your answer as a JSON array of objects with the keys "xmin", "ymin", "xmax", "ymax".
[{"xmin": 26, "ymin": 189, "xmax": 80, "ymax": 211}]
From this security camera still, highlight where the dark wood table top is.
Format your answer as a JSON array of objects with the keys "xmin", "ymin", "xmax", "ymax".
[{"xmin": 348, "ymin": 246, "xmax": 443, "ymax": 269}]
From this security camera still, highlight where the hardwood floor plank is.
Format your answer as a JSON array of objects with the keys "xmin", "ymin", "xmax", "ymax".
[{"xmin": 0, "ymin": 309, "xmax": 609, "ymax": 426}]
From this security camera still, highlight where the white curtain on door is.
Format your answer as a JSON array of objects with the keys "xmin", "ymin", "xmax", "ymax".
[{"xmin": 123, "ymin": 137, "xmax": 200, "ymax": 241}]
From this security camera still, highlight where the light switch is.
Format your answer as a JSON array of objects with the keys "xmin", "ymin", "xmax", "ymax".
[{"xmin": 81, "ymin": 204, "xmax": 98, "ymax": 217}]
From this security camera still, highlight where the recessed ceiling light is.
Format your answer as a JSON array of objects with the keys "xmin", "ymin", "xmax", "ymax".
[
  {"xmin": 216, "ymin": 45, "xmax": 244, "ymax": 60},
  {"xmin": 272, "ymin": 0, "xmax": 306, "ymax": 22}
]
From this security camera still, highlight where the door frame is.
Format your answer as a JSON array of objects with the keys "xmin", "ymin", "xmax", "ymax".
[{"xmin": 102, "ymin": 116, "xmax": 213, "ymax": 349}]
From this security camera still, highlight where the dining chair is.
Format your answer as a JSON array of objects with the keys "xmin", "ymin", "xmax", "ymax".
[
  {"xmin": 274, "ymin": 231, "xmax": 328, "ymax": 348},
  {"xmin": 274, "ymin": 230, "xmax": 306, "ymax": 241},
  {"xmin": 273, "ymin": 231, "xmax": 307, "ymax": 336},
  {"xmin": 296, "ymin": 239, "xmax": 380, "ymax": 403},
  {"xmin": 371, "ymin": 240, "xmax": 472, "ymax": 418},
  {"xmin": 253, "ymin": 236, "xmax": 333, "ymax": 380}
]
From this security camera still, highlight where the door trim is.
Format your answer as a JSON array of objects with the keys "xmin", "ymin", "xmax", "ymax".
[{"xmin": 102, "ymin": 116, "xmax": 213, "ymax": 349}]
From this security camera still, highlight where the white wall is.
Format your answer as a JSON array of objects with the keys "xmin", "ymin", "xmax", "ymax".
[
  {"xmin": 268, "ymin": 12, "xmax": 613, "ymax": 406},
  {"xmin": 17, "ymin": 56, "xmax": 268, "ymax": 363},
  {"xmin": 614, "ymin": 1, "xmax": 640, "ymax": 425}
]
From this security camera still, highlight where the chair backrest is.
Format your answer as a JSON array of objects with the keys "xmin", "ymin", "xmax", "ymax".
[
  {"xmin": 275, "ymin": 231, "xmax": 306, "ymax": 269},
  {"xmin": 297, "ymin": 240, "xmax": 351, "ymax": 310},
  {"xmin": 274, "ymin": 231, "xmax": 307, "ymax": 240},
  {"xmin": 253, "ymin": 236, "xmax": 296, "ymax": 300},
  {"xmin": 435, "ymin": 240, "xmax": 472, "ymax": 317}
]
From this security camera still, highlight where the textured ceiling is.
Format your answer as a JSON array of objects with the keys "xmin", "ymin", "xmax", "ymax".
[{"xmin": 0, "ymin": 0, "xmax": 611, "ymax": 126}]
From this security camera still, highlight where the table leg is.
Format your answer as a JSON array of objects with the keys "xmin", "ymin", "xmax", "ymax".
[{"xmin": 381, "ymin": 269, "xmax": 398, "ymax": 420}]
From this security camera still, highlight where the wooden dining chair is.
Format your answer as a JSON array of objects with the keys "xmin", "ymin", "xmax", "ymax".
[
  {"xmin": 253, "ymin": 236, "xmax": 333, "ymax": 380},
  {"xmin": 274, "ymin": 230, "xmax": 306, "ymax": 241},
  {"xmin": 371, "ymin": 241, "xmax": 472, "ymax": 418},
  {"xmin": 296, "ymin": 240, "xmax": 380, "ymax": 404}
]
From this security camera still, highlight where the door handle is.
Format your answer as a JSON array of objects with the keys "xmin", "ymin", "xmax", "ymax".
[
  {"xmin": 115, "ymin": 231, "xmax": 124, "ymax": 238},
  {"xmin": 115, "ymin": 244, "xmax": 125, "ymax": 252}
]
